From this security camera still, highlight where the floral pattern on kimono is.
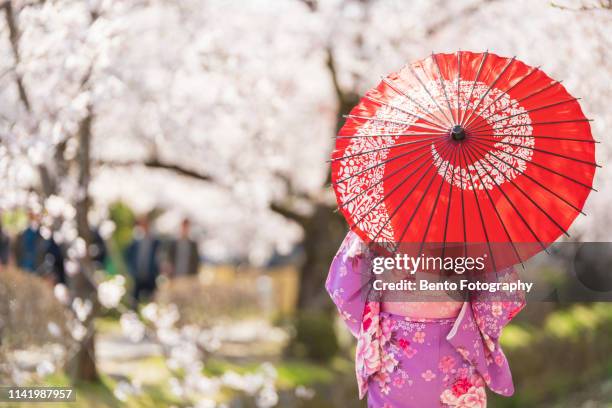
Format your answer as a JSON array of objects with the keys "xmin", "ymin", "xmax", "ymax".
[{"xmin": 325, "ymin": 231, "xmax": 526, "ymax": 401}]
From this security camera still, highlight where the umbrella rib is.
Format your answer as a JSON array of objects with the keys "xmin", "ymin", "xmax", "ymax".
[
  {"xmin": 464, "ymin": 66, "xmax": 541, "ymax": 129},
  {"xmin": 418, "ymin": 142, "xmax": 457, "ymax": 255},
  {"xmin": 468, "ymin": 141, "xmax": 571, "ymax": 238},
  {"xmin": 462, "ymin": 57, "xmax": 516, "ymax": 127},
  {"xmin": 432, "ymin": 53, "xmax": 456, "ymax": 124},
  {"xmin": 463, "ymin": 133, "xmax": 598, "ymax": 143},
  {"xmin": 469, "ymin": 98, "xmax": 579, "ymax": 133},
  {"xmin": 408, "ymin": 65, "xmax": 454, "ymax": 127},
  {"xmin": 329, "ymin": 135, "xmax": 444, "ymax": 163},
  {"xmin": 380, "ymin": 77, "xmax": 449, "ymax": 128},
  {"xmin": 393, "ymin": 143, "xmax": 454, "ymax": 253},
  {"xmin": 468, "ymin": 137, "xmax": 587, "ymax": 216},
  {"xmin": 468, "ymin": 79, "xmax": 561, "ymax": 130},
  {"xmin": 470, "ymin": 118, "xmax": 593, "ymax": 134},
  {"xmin": 468, "ymin": 143, "xmax": 548, "ymax": 250},
  {"xmin": 343, "ymin": 114, "xmax": 445, "ymax": 132},
  {"xmin": 333, "ymin": 142, "xmax": 434, "ymax": 185},
  {"xmin": 466, "ymin": 134, "xmax": 600, "ymax": 167},
  {"xmin": 362, "ymin": 94, "xmax": 447, "ymax": 130},
  {"xmin": 337, "ymin": 147, "xmax": 436, "ymax": 209},
  {"xmin": 362, "ymin": 142, "xmax": 455, "ymax": 241},
  {"xmin": 469, "ymin": 137, "xmax": 595, "ymax": 191},
  {"xmin": 458, "ymin": 144, "xmax": 497, "ymax": 272},
  {"xmin": 456, "ymin": 51, "xmax": 462, "ymax": 125},
  {"xmin": 462, "ymin": 143, "xmax": 525, "ymax": 267},
  {"xmin": 460, "ymin": 51, "xmax": 489, "ymax": 126},
  {"xmin": 460, "ymin": 146, "xmax": 467, "ymax": 252},
  {"xmin": 441, "ymin": 145, "xmax": 461, "ymax": 261},
  {"xmin": 336, "ymin": 132, "xmax": 446, "ymax": 139}
]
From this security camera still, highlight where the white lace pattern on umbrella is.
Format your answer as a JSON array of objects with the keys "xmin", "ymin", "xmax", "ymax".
[{"xmin": 336, "ymin": 79, "xmax": 534, "ymax": 242}]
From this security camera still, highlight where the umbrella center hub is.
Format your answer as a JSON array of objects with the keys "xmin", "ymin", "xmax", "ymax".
[{"xmin": 450, "ymin": 125, "xmax": 466, "ymax": 141}]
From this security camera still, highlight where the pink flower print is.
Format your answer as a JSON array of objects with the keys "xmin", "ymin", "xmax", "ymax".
[
  {"xmin": 331, "ymin": 290, "xmax": 344, "ymax": 307},
  {"xmin": 421, "ymin": 370, "xmax": 436, "ymax": 382},
  {"xmin": 380, "ymin": 383, "xmax": 391, "ymax": 395},
  {"xmin": 491, "ymin": 302, "xmax": 503, "ymax": 317},
  {"xmin": 441, "ymin": 388, "xmax": 458, "ymax": 406},
  {"xmin": 495, "ymin": 354, "xmax": 505, "ymax": 366},
  {"xmin": 455, "ymin": 386, "xmax": 487, "ymax": 408},
  {"xmin": 380, "ymin": 318, "xmax": 394, "ymax": 344},
  {"xmin": 456, "ymin": 347, "xmax": 470, "ymax": 360},
  {"xmin": 451, "ymin": 378, "xmax": 473, "ymax": 397},
  {"xmin": 482, "ymin": 373, "xmax": 491, "ymax": 385},
  {"xmin": 413, "ymin": 331, "xmax": 426, "ymax": 343},
  {"xmin": 403, "ymin": 346, "xmax": 417, "ymax": 358},
  {"xmin": 362, "ymin": 316, "xmax": 372, "ymax": 331},
  {"xmin": 457, "ymin": 367, "xmax": 469, "ymax": 378},
  {"xmin": 374, "ymin": 371, "xmax": 390, "ymax": 387},
  {"xmin": 397, "ymin": 338, "xmax": 410, "ymax": 350},
  {"xmin": 469, "ymin": 374, "xmax": 485, "ymax": 388},
  {"xmin": 380, "ymin": 352, "xmax": 399, "ymax": 374},
  {"xmin": 439, "ymin": 355, "xmax": 456, "ymax": 373},
  {"xmin": 393, "ymin": 376, "xmax": 405, "ymax": 388},
  {"xmin": 356, "ymin": 336, "xmax": 380, "ymax": 373}
]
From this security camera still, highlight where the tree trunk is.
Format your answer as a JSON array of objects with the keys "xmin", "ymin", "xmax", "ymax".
[{"xmin": 68, "ymin": 110, "xmax": 99, "ymax": 382}]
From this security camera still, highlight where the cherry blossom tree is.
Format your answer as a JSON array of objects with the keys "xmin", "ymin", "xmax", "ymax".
[{"xmin": 0, "ymin": 0, "xmax": 610, "ymax": 387}]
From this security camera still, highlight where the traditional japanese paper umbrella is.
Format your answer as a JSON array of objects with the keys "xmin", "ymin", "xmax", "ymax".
[{"xmin": 331, "ymin": 51, "xmax": 598, "ymax": 270}]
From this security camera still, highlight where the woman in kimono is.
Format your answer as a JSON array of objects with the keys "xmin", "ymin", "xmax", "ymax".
[{"xmin": 326, "ymin": 231, "xmax": 525, "ymax": 408}]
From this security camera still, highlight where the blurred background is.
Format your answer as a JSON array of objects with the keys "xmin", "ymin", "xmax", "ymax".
[{"xmin": 0, "ymin": 0, "xmax": 611, "ymax": 407}]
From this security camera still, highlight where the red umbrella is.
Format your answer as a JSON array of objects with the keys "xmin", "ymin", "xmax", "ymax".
[{"xmin": 331, "ymin": 51, "xmax": 597, "ymax": 270}]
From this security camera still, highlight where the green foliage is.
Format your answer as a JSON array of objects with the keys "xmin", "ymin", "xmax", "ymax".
[
  {"xmin": 492, "ymin": 303, "xmax": 612, "ymax": 407},
  {"xmin": 108, "ymin": 201, "xmax": 135, "ymax": 252},
  {"xmin": 289, "ymin": 312, "xmax": 339, "ymax": 362}
]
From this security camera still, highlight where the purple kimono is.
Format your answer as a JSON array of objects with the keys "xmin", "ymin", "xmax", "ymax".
[{"xmin": 326, "ymin": 232, "xmax": 525, "ymax": 408}]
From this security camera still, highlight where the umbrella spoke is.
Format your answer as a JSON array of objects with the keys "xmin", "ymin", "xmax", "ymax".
[
  {"xmin": 469, "ymin": 98, "xmax": 579, "ymax": 133},
  {"xmin": 343, "ymin": 114, "xmax": 445, "ymax": 132},
  {"xmin": 469, "ymin": 118, "xmax": 593, "ymax": 135},
  {"xmin": 469, "ymin": 137, "xmax": 595, "ymax": 191},
  {"xmin": 458, "ymin": 144, "xmax": 497, "ymax": 272},
  {"xmin": 409, "ymin": 65, "xmax": 454, "ymax": 127},
  {"xmin": 335, "ymin": 132, "xmax": 446, "ymax": 139},
  {"xmin": 380, "ymin": 76, "xmax": 450, "ymax": 128},
  {"xmin": 362, "ymin": 94, "xmax": 447, "ymax": 130},
  {"xmin": 468, "ymin": 137, "xmax": 587, "ymax": 216},
  {"xmin": 468, "ymin": 79, "xmax": 561, "ymax": 129},
  {"xmin": 441, "ymin": 144, "xmax": 462, "ymax": 260},
  {"xmin": 461, "ymin": 133, "xmax": 598, "ymax": 143},
  {"xmin": 392, "ymin": 143, "xmax": 454, "ymax": 252},
  {"xmin": 337, "ymin": 147, "xmax": 436, "ymax": 209},
  {"xmin": 460, "ymin": 51, "xmax": 488, "ymax": 126},
  {"xmin": 468, "ymin": 141, "xmax": 571, "ymax": 238},
  {"xmin": 418, "ymin": 141, "xmax": 457, "ymax": 255},
  {"xmin": 330, "ymin": 134, "xmax": 445, "ymax": 163},
  {"xmin": 463, "ymin": 143, "xmax": 525, "ymax": 267},
  {"xmin": 456, "ymin": 51, "xmax": 462, "ymax": 125},
  {"xmin": 355, "ymin": 142, "xmax": 455, "ymax": 239},
  {"xmin": 466, "ymin": 133, "xmax": 600, "ymax": 167},
  {"xmin": 464, "ymin": 66, "xmax": 541, "ymax": 129},
  {"xmin": 462, "ymin": 57, "xmax": 516, "ymax": 127},
  {"xmin": 333, "ymin": 142, "xmax": 435, "ymax": 185},
  {"xmin": 432, "ymin": 53, "xmax": 456, "ymax": 124}
]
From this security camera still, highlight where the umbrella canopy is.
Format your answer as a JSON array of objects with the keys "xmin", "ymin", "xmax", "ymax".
[{"xmin": 331, "ymin": 51, "xmax": 597, "ymax": 269}]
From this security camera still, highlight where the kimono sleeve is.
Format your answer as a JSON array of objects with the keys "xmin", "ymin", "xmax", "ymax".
[
  {"xmin": 471, "ymin": 266, "xmax": 526, "ymax": 345},
  {"xmin": 325, "ymin": 231, "xmax": 374, "ymax": 338}
]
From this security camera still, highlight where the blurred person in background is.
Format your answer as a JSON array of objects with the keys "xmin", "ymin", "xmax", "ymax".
[
  {"xmin": 0, "ymin": 218, "xmax": 9, "ymax": 267},
  {"xmin": 13, "ymin": 212, "xmax": 65, "ymax": 284},
  {"xmin": 165, "ymin": 218, "xmax": 200, "ymax": 278},
  {"xmin": 125, "ymin": 216, "xmax": 161, "ymax": 305},
  {"xmin": 14, "ymin": 212, "xmax": 44, "ymax": 273}
]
